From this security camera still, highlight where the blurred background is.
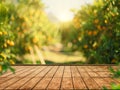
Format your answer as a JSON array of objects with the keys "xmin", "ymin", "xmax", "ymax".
[{"xmin": 0, "ymin": 0, "xmax": 120, "ymax": 67}]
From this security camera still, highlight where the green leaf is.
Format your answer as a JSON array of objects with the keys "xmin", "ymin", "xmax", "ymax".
[{"xmin": 9, "ymin": 66, "xmax": 15, "ymax": 74}]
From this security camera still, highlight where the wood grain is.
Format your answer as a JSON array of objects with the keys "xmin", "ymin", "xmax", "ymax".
[{"xmin": 0, "ymin": 65, "xmax": 119, "ymax": 90}]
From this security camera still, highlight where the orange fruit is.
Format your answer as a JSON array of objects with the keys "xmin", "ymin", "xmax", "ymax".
[
  {"xmin": 94, "ymin": 19, "xmax": 99, "ymax": 24},
  {"xmin": 0, "ymin": 65, "xmax": 2, "ymax": 72},
  {"xmin": 88, "ymin": 31, "xmax": 92, "ymax": 36},
  {"xmin": 104, "ymin": 20, "xmax": 108, "ymax": 24},
  {"xmin": 32, "ymin": 37, "xmax": 38, "ymax": 44},
  {"xmin": 93, "ymin": 31, "xmax": 97, "ymax": 36},
  {"xmin": 9, "ymin": 60, "xmax": 15, "ymax": 65},
  {"xmin": 8, "ymin": 41, "xmax": 14, "ymax": 46},
  {"xmin": 3, "ymin": 43, "xmax": 7, "ymax": 48},
  {"xmin": 6, "ymin": 40, "xmax": 10, "ymax": 44},
  {"xmin": 97, "ymin": 25, "xmax": 102, "ymax": 30},
  {"xmin": 84, "ymin": 45, "xmax": 88, "ymax": 49},
  {"xmin": 3, "ymin": 31, "xmax": 7, "ymax": 35},
  {"xmin": 0, "ymin": 31, "xmax": 3, "ymax": 36}
]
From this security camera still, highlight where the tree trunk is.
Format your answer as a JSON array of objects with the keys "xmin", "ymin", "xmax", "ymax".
[
  {"xmin": 34, "ymin": 45, "xmax": 46, "ymax": 64},
  {"xmin": 29, "ymin": 47, "xmax": 36, "ymax": 64}
]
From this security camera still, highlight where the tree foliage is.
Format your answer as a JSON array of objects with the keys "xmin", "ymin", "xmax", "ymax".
[
  {"xmin": 0, "ymin": 2, "xmax": 15, "ymax": 74},
  {"xmin": 72, "ymin": 0, "xmax": 120, "ymax": 64}
]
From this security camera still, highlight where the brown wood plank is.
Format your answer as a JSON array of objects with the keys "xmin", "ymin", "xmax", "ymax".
[
  {"xmin": 0, "ymin": 66, "xmax": 38, "ymax": 89},
  {"xmin": 54, "ymin": 66, "xmax": 64, "ymax": 77},
  {"xmin": 20, "ymin": 78, "xmax": 41, "ymax": 90},
  {"xmin": 71, "ymin": 66, "xmax": 81, "ymax": 77},
  {"xmin": 63, "ymin": 66, "xmax": 71, "ymax": 77},
  {"xmin": 4, "ymin": 66, "xmax": 41, "ymax": 89},
  {"xmin": 83, "ymin": 77, "xmax": 100, "ymax": 89},
  {"xmin": 104, "ymin": 78, "xmax": 120, "ymax": 85},
  {"xmin": 20, "ymin": 66, "xmax": 49, "ymax": 89},
  {"xmin": 0, "ymin": 65, "xmax": 118, "ymax": 90},
  {"xmin": 84, "ymin": 66, "xmax": 92, "ymax": 71},
  {"xmin": 0, "ymin": 66, "xmax": 34, "ymax": 84},
  {"xmin": 77, "ymin": 66, "xmax": 90, "ymax": 77},
  {"xmin": 45, "ymin": 66, "xmax": 58, "ymax": 77},
  {"xmin": 61, "ymin": 66, "xmax": 73, "ymax": 89},
  {"xmin": 0, "ymin": 66, "xmax": 24, "ymax": 77},
  {"xmin": 33, "ymin": 66, "xmax": 58, "ymax": 89},
  {"xmin": 35, "ymin": 66, "xmax": 53, "ymax": 77},
  {"xmin": 96, "ymin": 71, "xmax": 111, "ymax": 77},
  {"xmin": 33, "ymin": 77, "xmax": 52, "ymax": 89},
  {"xmin": 47, "ymin": 78, "xmax": 62, "ymax": 89},
  {"xmin": 71, "ymin": 66, "xmax": 87, "ymax": 89},
  {"xmin": 114, "ymin": 78, "xmax": 120, "ymax": 83},
  {"xmin": 89, "ymin": 66, "xmax": 109, "ymax": 72},
  {"xmin": 77, "ymin": 66, "xmax": 86, "ymax": 72},
  {"xmin": 0, "ymin": 77, "xmax": 21, "ymax": 89},
  {"xmin": 93, "ymin": 78, "xmax": 111, "ymax": 89},
  {"xmin": 61, "ymin": 77, "xmax": 73, "ymax": 89},
  {"xmin": 8, "ymin": 66, "xmax": 36, "ymax": 77},
  {"xmin": 88, "ymin": 66, "xmax": 100, "ymax": 71},
  {"xmin": 47, "ymin": 66, "xmax": 64, "ymax": 89},
  {"xmin": 73, "ymin": 77, "xmax": 87, "ymax": 89},
  {"xmin": 5, "ymin": 77, "xmax": 32, "ymax": 89},
  {"xmin": 87, "ymin": 71, "xmax": 100, "ymax": 77}
]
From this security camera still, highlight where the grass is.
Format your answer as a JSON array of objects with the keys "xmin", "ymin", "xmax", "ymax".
[{"xmin": 22, "ymin": 50, "xmax": 86, "ymax": 64}]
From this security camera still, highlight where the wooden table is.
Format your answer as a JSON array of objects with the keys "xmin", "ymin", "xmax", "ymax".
[{"xmin": 0, "ymin": 65, "xmax": 119, "ymax": 90}]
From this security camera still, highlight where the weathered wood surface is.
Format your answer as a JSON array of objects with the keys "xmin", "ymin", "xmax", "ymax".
[{"xmin": 0, "ymin": 65, "xmax": 119, "ymax": 90}]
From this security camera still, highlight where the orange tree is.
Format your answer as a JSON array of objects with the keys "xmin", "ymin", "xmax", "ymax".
[
  {"xmin": 0, "ymin": 2, "xmax": 15, "ymax": 74},
  {"xmin": 5, "ymin": 0, "xmax": 60, "ymax": 64},
  {"xmin": 72, "ymin": 0, "xmax": 120, "ymax": 64}
]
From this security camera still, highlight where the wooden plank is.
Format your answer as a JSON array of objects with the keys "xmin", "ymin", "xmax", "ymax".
[
  {"xmin": 19, "ymin": 78, "xmax": 41, "ymax": 90},
  {"xmin": 71, "ymin": 66, "xmax": 81, "ymax": 77},
  {"xmin": 63, "ymin": 66, "xmax": 71, "ymax": 77},
  {"xmin": 4, "ymin": 66, "xmax": 41, "ymax": 89},
  {"xmin": 77, "ymin": 66, "xmax": 90, "ymax": 77},
  {"xmin": 0, "ymin": 66, "xmax": 34, "ymax": 84},
  {"xmin": 96, "ymin": 71, "xmax": 111, "ymax": 77},
  {"xmin": 47, "ymin": 66, "xmax": 64, "ymax": 89},
  {"xmin": 88, "ymin": 66, "xmax": 100, "ymax": 72},
  {"xmin": 83, "ymin": 77, "xmax": 100, "ymax": 89},
  {"xmin": 5, "ymin": 77, "xmax": 31, "ymax": 89},
  {"xmin": 9, "ymin": 66, "xmax": 37, "ymax": 77},
  {"xmin": 61, "ymin": 77, "xmax": 73, "ymax": 89},
  {"xmin": 0, "ymin": 67, "xmax": 37, "ymax": 89},
  {"xmin": 54, "ymin": 66, "xmax": 64, "ymax": 77},
  {"xmin": 61, "ymin": 66, "xmax": 73, "ymax": 89},
  {"xmin": 35, "ymin": 66, "xmax": 53, "ymax": 77},
  {"xmin": 104, "ymin": 78, "xmax": 120, "ymax": 85},
  {"xmin": 71, "ymin": 66, "xmax": 87, "ymax": 89},
  {"xmin": 84, "ymin": 66, "xmax": 92, "ymax": 71},
  {"xmin": 93, "ymin": 78, "xmax": 111, "ymax": 89},
  {"xmin": 33, "ymin": 66, "xmax": 58, "ymax": 89},
  {"xmin": 114, "ymin": 78, "xmax": 120, "ymax": 83},
  {"xmin": 77, "ymin": 66, "xmax": 86, "ymax": 72},
  {"xmin": 20, "ymin": 66, "xmax": 48, "ymax": 89},
  {"xmin": 0, "ymin": 77, "xmax": 21, "ymax": 89},
  {"xmin": 25, "ymin": 66, "xmax": 46, "ymax": 77},
  {"xmin": 0, "ymin": 66, "xmax": 24, "ymax": 77},
  {"xmin": 87, "ymin": 71, "xmax": 100, "ymax": 77},
  {"xmin": 45, "ymin": 66, "xmax": 58, "ymax": 77},
  {"xmin": 47, "ymin": 78, "xmax": 62, "ymax": 89},
  {"xmin": 0, "ymin": 65, "xmax": 118, "ymax": 90},
  {"xmin": 89, "ymin": 66, "xmax": 109, "ymax": 72},
  {"xmin": 99, "ymin": 66, "xmax": 109, "ymax": 71},
  {"xmin": 33, "ymin": 78, "xmax": 52, "ymax": 89},
  {"xmin": 73, "ymin": 78, "xmax": 87, "ymax": 89}
]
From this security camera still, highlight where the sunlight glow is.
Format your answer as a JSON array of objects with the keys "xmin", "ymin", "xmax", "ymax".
[
  {"xmin": 42, "ymin": 0, "xmax": 94, "ymax": 22},
  {"xmin": 59, "ymin": 14, "xmax": 72, "ymax": 22}
]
